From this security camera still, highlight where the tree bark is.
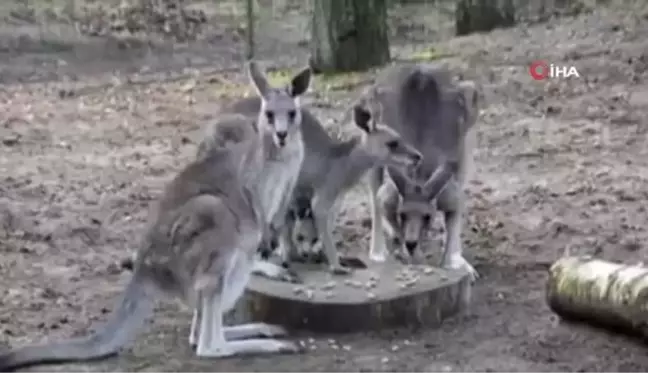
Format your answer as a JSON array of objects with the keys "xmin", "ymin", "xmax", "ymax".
[
  {"xmin": 455, "ymin": 0, "xmax": 516, "ymax": 36},
  {"xmin": 245, "ymin": 0, "xmax": 255, "ymax": 59},
  {"xmin": 547, "ymin": 256, "xmax": 648, "ymax": 339},
  {"xmin": 310, "ymin": 0, "xmax": 391, "ymax": 74}
]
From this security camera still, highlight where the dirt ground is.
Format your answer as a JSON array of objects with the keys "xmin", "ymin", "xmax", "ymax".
[{"xmin": 2, "ymin": 0, "xmax": 648, "ymax": 371}]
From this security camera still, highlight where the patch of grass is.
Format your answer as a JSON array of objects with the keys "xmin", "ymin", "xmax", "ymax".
[
  {"xmin": 209, "ymin": 68, "xmax": 371, "ymax": 99},
  {"xmin": 406, "ymin": 47, "xmax": 454, "ymax": 62},
  {"xmin": 316, "ymin": 71, "xmax": 367, "ymax": 91},
  {"xmin": 268, "ymin": 68, "xmax": 369, "ymax": 91}
]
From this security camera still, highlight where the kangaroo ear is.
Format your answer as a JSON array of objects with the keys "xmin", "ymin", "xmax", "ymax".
[
  {"xmin": 422, "ymin": 163, "xmax": 454, "ymax": 200},
  {"xmin": 387, "ymin": 166, "xmax": 411, "ymax": 196},
  {"xmin": 353, "ymin": 105, "xmax": 372, "ymax": 133},
  {"xmin": 370, "ymin": 102, "xmax": 384, "ymax": 131},
  {"xmin": 457, "ymin": 80, "xmax": 480, "ymax": 127},
  {"xmin": 247, "ymin": 60, "xmax": 270, "ymax": 98},
  {"xmin": 288, "ymin": 66, "xmax": 312, "ymax": 97}
]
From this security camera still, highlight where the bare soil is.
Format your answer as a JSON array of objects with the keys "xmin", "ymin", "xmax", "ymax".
[{"xmin": 2, "ymin": 0, "xmax": 648, "ymax": 371}]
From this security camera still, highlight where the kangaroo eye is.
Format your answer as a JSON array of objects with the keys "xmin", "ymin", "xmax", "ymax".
[
  {"xmin": 422, "ymin": 214, "xmax": 432, "ymax": 224},
  {"xmin": 287, "ymin": 110, "xmax": 296, "ymax": 121},
  {"xmin": 399, "ymin": 212, "xmax": 407, "ymax": 222},
  {"xmin": 265, "ymin": 111, "xmax": 275, "ymax": 123},
  {"xmin": 386, "ymin": 140, "xmax": 399, "ymax": 150}
]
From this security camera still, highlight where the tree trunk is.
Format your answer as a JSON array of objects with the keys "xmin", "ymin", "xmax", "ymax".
[
  {"xmin": 547, "ymin": 256, "xmax": 648, "ymax": 339},
  {"xmin": 310, "ymin": 0, "xmax": 390, "ymax": 74},
  {"xmin": 245, "ymin": 0, "xmax": 255, "ymax": 59},
  {"xmin": 455, "ymin": 0, "xmax": 516, "ymax": 36}
]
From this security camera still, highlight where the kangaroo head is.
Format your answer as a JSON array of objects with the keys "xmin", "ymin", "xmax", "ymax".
[
  {"xmin": 247, "ymin": 61, "xmax": 312, "ymax": 148},
  {"xmin": 353, "ymin": 104, "xmax": 422, "ymax": 169},
  {"xmin": 388, "ymin": 163, "xmax": 454, "ymax": 261}
]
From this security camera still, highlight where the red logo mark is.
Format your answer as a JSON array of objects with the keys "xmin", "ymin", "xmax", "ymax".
[{"xmin": 529, "ymin": 60, "xmax": 549, "ymax": 80}]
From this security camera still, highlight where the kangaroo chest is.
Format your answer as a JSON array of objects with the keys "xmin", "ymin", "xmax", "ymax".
[{"xmin": 256, "ymin": 140, "xmax": 305, "ymax": 223}]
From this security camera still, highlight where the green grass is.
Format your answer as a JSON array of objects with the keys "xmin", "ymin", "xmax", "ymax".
[{"xmin": 405, "ymin": 47, "xmax": 454, "ymax": 62}]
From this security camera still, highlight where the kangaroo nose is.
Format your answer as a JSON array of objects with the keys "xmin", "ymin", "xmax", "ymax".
[
  {"xmin": 310, "ymin": 237, "xmax": 319, "ymax": 245},
  {"xmin": 405, "ymin": 240, "xmax": 418, "ymax": 254},
  {"xmin": 276, "ymin": 131, "xmax": 287, "ymax": 141},
  {"xmin": 410, "ymin": 153, "xmax": 422, "ymax": 164},
  {"xmin": 295, "ymin": 234, "xmax": 305, "ymax": 243}
]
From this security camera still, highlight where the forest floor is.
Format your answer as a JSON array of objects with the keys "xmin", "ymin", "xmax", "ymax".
[{"xmin": 2, "ymin": 0, "xmax": 648, "ymax": 371}]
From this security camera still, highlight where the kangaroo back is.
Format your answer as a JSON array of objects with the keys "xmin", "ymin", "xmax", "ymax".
[
  {"xmin": 195, "ymin": 114, "xmax": 257, "ymax": 160},
  {"xmin": 366, "ymin": 64, "xmax": 478, "ymax": 179}
]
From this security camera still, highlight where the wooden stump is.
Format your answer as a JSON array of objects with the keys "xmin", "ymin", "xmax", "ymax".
[
  {"xmin": 233, "ymin": 257, "xmax": 471, "ymax": 333},
  {"xmin": 547, "ymin": 256, "xmax": 648, "ymax": 338}
]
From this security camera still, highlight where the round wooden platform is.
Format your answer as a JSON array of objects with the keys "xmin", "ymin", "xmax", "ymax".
[{"xmin": 234, "ymin": 257, "xmax": 472, "ymax": 333}]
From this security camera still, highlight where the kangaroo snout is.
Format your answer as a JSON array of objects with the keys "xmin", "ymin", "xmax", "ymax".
[
  {"xmin": 409, "ymin": 152, "xmax": 422, "ymax": 165},
  {"xmin": 405, "ymin": 240, "xmax": 418, "ymax": 254},
  {"xmin": 275, "ymin": 131, "xmax": 288, "ymax": 146}
]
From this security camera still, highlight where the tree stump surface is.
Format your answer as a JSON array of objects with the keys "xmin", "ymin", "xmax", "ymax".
[{"xmin": 235, "ymin": 257, "xmax": 471, "ymax": 333}]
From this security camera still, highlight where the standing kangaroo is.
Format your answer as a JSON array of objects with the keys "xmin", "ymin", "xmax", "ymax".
[
  {"xmin": 278, "ymin": 104, "xmax": 422, "ymax": 275},
  {"xmin": 365, "ymin": 64, "xmax": 480, "ymax": 280},
  {"xmin": 228, "ymin": 98, "xmax": 422, "ymax": 275},
  {"xmin": 0, "ymin": 61, "xmax": 312, "ymax": 371}
]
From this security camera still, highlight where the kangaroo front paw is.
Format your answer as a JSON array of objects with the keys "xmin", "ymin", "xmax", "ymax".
[
  {"xmin": 443, "ymin": 255, "xmax": 479, "ymax": 282},
  {"xmin": 329, "ymin": 264, "xmax": 352, "ymax": 276},
  {"xmin": 338, "ymin": 256, "xmax": 367, "ymax": 269},
  {"xmin": 280, "ymin": 267, "xmax": 303, "ymax": 284}
]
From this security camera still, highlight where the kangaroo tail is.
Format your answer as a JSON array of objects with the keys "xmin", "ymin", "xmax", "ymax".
[{"xmin": 0, "ymin": 270, "xmax": 155, "ymax": 371}]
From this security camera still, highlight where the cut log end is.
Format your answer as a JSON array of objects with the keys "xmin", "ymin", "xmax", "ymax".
[
  {"xmin": 547, "ymin": 256, "xmax": 648, "ymax": 338},
  {"xmin": 234, "ymin": 258, "xmax": 471, "ymax": 333}
]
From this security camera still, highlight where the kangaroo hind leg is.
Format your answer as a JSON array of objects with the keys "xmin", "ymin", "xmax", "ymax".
[{"xmin": 195, "ymin": 250, "xmax": 301, "ymax": 358}]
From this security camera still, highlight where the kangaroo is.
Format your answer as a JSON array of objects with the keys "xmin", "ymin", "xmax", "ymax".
[
  {"xmin": 277, "ymin": 104, "xmax": 422, "ymax": 275},
  {"xmin": 365, "ymin": 64, "xmax": 480, "ymax": 281},
  {"xmin": 0, "ymin": 61, "xmax": 312, "ymax": 371},
  {"xmin": 375, "ymin": 162, "xmax": 455, "ymax": 264}
]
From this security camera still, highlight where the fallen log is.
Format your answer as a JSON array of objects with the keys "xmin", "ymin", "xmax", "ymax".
[{"xmin": 547, "ymin": 256, "xmax": 648, "ymax": 337}]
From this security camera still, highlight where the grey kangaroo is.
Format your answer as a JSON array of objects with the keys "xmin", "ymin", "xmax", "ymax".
[
  {"xmin": 365, "ymin": 64, "xmax": 480, "ymax": 280},
  {"xmin": 0, "ymin": 61, "xmax": 312, "ymax": 371},
  {"xmin": 228, "ymin": 98, "xmax": 422, "ymax": 275},
  {"xmin": 278, "ymin": 104, "xmax": 422, "ymax": 275}
]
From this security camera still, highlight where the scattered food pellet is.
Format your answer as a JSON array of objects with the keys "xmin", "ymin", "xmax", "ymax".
[
  {"xmin": 293, "ymin": 286, "xmax": 305, "ymax": 294},
  {"xmin": 423, "ymin": 267, "xmax": 435, "ymax": 275},
  {"xmin": 308, "ymin": 337, "xmax": 315, "ymax": 344},
  {"xmin": 309, "ymin": 344, "xmax": 317, "ymax": 351},
  {"xmin": 366, "ymin": 292, "xmax": 376, "ymax": 300},
  {"xmin": 342, "ymin": 344, "xmax": 352, "ymax": 351},
  {"xmin": 381, "ymin": 357, "xmax": 390, "ymax": 364},
  {"xmin": 391, "ymin": 344, "xmax": 399, "ymax": 352},
  {"xmin": 321, "ymin": 281, "xmax": 336, "ymax": 290}
]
